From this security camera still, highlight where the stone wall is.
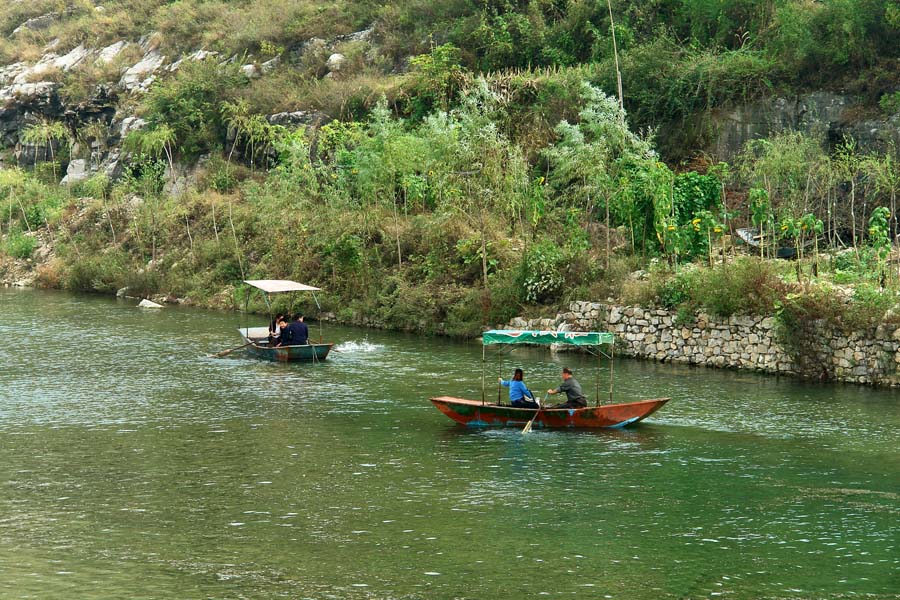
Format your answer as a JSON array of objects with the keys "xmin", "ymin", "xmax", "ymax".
[{"xmin": 508, "ymin": 302, "xmax": 900, "ymax": 387}]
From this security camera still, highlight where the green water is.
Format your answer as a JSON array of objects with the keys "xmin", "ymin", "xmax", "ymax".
[{"xmin": 0, "ymin": 288, "xmax": 897, "ymax": 599}]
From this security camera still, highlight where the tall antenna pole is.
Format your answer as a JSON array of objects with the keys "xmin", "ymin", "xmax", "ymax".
[{"xmin": 607, "ymin": 0, "xmax": 624, "ymax": 114}]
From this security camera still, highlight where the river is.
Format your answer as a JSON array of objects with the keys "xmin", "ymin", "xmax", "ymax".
[{"xmin": 0, "ymin": 288, "xmax": 897, "ymax": 599}]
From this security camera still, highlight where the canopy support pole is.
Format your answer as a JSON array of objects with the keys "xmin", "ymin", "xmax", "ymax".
[
  {"xmin": 312, "ymin": 291, "xmax": 323, "ymax": 342},
  {"xmin": 243, "ymin": 286, "xmax": 252, "ymax": 339},
  {"xmin": 497, "ymin": 352, "xmax": 503, "ymax": 405},
  {"xmin": 263, "ymin": 291, "xmax": 272, "ymax": 328},
  {"xmin": 596, "ymin": 348, "xmax": 601, "ymax": 407},
  {"xmin": 481, "ymin": 344, "xmax": 486, "ymax": 405},
  {"xmin": 609, "ymin": 343, "xmax": 615, "ymax": 403}
]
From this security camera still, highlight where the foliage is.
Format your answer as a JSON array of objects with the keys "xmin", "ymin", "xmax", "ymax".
[
  {"xmin": 405, "ymin": 43, "xmax": 467, "ymax": 117},
  {"xmin": 520, "ymin": 241, "xmax": 565, "ymax": 303},
  {"xmin": 880, "ymin": 91, "xmax": 900, "ymax": 115},
  {"xmin": 142, "ymin": 58, "xmax": 247, "ymax": 157},
  {"xmin": 4, "ymin": 230, "xmax": 36, "ymax": 258}
]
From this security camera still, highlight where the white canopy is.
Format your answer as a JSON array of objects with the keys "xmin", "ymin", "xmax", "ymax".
[{"xmin": 243, "ymin": 280, "xmax": 321, "ymax": 293}]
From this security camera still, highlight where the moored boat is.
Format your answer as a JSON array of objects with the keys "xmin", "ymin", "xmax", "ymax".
[{"xmin": 430, "ymin": 329, "xmax": 669, "ymax": 429}]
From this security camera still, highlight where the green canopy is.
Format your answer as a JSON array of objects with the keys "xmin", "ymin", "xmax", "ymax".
[{"xmin": 482, "ymin": 330, "xmax": 614, "ymax": 347}]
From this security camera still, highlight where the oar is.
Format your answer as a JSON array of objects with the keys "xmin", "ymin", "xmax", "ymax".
[
  {"xmin": 522, "ymin": 394, "xmax": 548, "ymax": 434},
  {"xmin": 209, "ymin": 341, "xmax": 253, "ymax": 358}
]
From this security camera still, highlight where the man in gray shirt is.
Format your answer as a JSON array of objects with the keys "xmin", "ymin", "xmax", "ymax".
[{"xmin": 547, "ymin": 367, "xmax": 588, "ymax": 408}]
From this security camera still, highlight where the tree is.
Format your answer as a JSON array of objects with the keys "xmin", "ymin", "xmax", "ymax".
[
  {"xmin": 21, "ymin": 120, "xmax": 70, "ymax": 179},
  {"xmin": 124, "ymin": 125, "xmax": 176, "ymax": 181},
  {"xmin": 543, "ymin": 83, "xmax": 657, "ymax": 264},
  {"xmin": 834, "ymin": 138, "xmax": 863, "ymax": 260},
  {"xmin": 864, "ymin": 148, "xmax": 900, "ymax": 246}
]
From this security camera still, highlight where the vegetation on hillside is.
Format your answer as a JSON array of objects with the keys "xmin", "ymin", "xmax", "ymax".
[
  {"xmin": 1, "ymin": 1, "xmax": 900, "ymax": 353},
  {"xmin": 2, "ymin": 1, "xmax": 898, "ymax": 153}
]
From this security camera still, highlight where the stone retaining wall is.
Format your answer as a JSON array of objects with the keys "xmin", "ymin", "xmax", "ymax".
[{"xmin": 508, "ymin": 302, "xmax": 900, "ymax": 386}]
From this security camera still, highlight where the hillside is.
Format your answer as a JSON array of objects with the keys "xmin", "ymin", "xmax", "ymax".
[{"xmin": 1, "ymin": 0, "xmax": 899, "ymax": 339}]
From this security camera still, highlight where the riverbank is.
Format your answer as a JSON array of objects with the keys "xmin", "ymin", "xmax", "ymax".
[
  {"xmin": 7, "ymin": 244, "xmax": 900, "ymax": 388},
  {"xmin": 509, "ymin": 300, "xmax": 900, "ymax": 387}
]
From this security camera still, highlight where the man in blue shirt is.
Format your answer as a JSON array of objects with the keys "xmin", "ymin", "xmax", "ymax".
[
  {"xmin": 278, "ymin": 314, "xmax": 309, "ymax": 346},
  {"xmin": 499, "ymin": 368, "xmax": 538, "ymax": 408}
]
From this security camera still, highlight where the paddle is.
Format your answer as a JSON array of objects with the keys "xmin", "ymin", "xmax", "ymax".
[
  {"xmin": 522, "ymin": 393, "xmax": 548, "ymax": 434},
  {"xmin": 209, "ymin": 341, "xmax": 253, "ymax": 358}
]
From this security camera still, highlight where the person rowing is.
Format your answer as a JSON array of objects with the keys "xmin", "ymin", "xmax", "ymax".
[
  {"xmin": 499, "ymin": 368, "xmax": 539, "ymax": 409},
  {"xmin": 547, "ymin": 367, "xmax": 588, "ymax": 408}
]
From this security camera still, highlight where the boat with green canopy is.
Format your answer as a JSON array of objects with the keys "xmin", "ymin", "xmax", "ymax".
[
  {"xmin": 236, "ymin": 279, "xmax": 334, "ymax": 362},
  {"xmin": 430, "ymin": 329, "xmax": 669, "ymax": 429}
]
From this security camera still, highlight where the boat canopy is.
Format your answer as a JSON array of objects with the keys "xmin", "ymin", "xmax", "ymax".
[
  {"xmin": 243, "ymin": 279, "xmax": 321, "ymax": 293},
  {"xmin": 482, "ymin": 330, "xmax": 614, "ymax": 347}
]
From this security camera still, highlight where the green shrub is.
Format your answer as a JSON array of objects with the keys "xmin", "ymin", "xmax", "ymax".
[
  {"xmin": 691, "ymin": 258, "xmax": 786, "ymax": 316},
  {"xmin": 143, "ymin": 58, "xmax": 247, "ymax": 157},
  {"xmin": 656, "ymin": 272, "xmax": 693, "ymax": 309},
  {"xmin": 123, "ymin": 268, "xmax": 161, "ymax": 299},
  {"xmin": 64, "ymin": 252, "xmax": 127, "ymax": 293},
  {"xmin": 845, "ymin": 284, "xmax": 897, "ymax": 330},
  {"xmin": 520, "ymin": 241, "xmax": 565, "ymax": 303},
  {"xmin": 4, "ymin": 231, "xmax": 36, "ymax": 258},
  {"xmin": 879, "ymin": 91, "xmax": 900, "ymax": 115}
]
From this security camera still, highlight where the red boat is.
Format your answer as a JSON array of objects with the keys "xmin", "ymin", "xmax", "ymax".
[
  {"xmin": 431, "ymin": 396, "xmax": 669, "ymax": 429},
  {"xmin": 430, "ymin": 330, "xmax": 669, "ymax": 430}
]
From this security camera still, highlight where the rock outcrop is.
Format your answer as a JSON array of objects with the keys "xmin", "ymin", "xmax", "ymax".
[{"xmin": 709, "ymin": 91, "xmax": 900, "ymax": 160}]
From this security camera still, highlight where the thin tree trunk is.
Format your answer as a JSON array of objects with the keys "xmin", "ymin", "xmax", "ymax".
[
  {"xmin": 605, "ymin": 194, "xmax": 610, "ymax": 270},
  {"xmin": 228, "ymin": 199, "xmax": 245, "ymax": 280},
  {"xmin": 607, "ymin": 0, "xmax": 624, "ymax": 112},
  {"xmin": 16, "ymin": 194, "xmax": 32, "ymax": 233},
  {"xmin": 212, "ymin": 200, "xmax": 220, "ymax": 243},
  {"xmin": 851, "ymin": 178, "xmax": 858, "ymax": 261},
  {"xmin": 103, "ymin": 196, "xmax": 116, "ymax": 244},
  {"xmin": 184, "ymin": 212, "xmax": 194, "ymax": 262},
  {"xmin": 393, "ymin": 201, "xmax": 402, "ymax": 269}
]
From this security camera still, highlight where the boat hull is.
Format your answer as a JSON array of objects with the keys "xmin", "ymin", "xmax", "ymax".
[
  {"xmin": 242, "ymin": 339, "xmax": 333, "ymax": 362},
  {"xmin": 430, "ymin": 396, "xmax": 669, "ymax": 429}
]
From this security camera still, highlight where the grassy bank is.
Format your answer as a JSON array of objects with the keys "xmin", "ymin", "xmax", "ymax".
[
  {"xmin": 2, "ymin": 1, "xmax": 899, "ymax": 342},
  {"xmin": 2, "ymin": 83, "xmax": 899, "ymax": 342}
]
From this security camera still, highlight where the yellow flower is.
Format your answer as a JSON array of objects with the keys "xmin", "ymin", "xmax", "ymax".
[
  {"xmin": 667, "ymin": 225, "xmax": 676, "ymax": 231},
  {"xmin": 351, "ymin": 169, "xmax": 358, "ymax": 174},
  {"xmin": 692, "ymin": 218, "xmax": 701, "ymax": 224},
  {"xmin": 538, "ymin": 176, "xmax": 545, "ymax": 184},
  {"xmin": 780, "ymin": 225, "xmax": 788, "ymax": 231},
  {"xmin": 331, "ymin": 174, "xmax": 337, "ymax": 179},
  {"xmin": 713, "ymin": 227, "xmax": 722, "ymax": 233},
  {"xmin": 693, "ymin": 226, "xmax": 700, "ymax": 232}
]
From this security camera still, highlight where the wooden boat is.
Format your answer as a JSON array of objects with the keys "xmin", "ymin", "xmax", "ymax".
[
  {"xmin": 236, "ymin": 279, "xmax": 335, "ymax": 363},
  {"xmin": 238, "ymin": 325, "xmax": 333, "ymax": 362},
  {"xmin": 430, "ymin": 330, "xmax": 669, "ymax": 429},
  {"xmin": 431, "ymin": 396, "xmax": 669, "ymax": 429}
]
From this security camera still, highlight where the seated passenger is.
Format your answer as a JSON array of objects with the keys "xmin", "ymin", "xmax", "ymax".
[
  {"xmin": 278, "ymin": 314, "xmax": 309, "ymax": 346},
  {"xmin": 269, "ymin": 313, "xmax": 285, "ymax": 345},
  {"xmin": 499, "ymin": 368, "xmax": 539, "ymax": 409}
]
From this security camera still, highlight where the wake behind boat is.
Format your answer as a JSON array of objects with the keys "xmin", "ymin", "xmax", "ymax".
[{"xmin": 430, "ymin": 330, "xmax": 669, "ymax": 429}]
